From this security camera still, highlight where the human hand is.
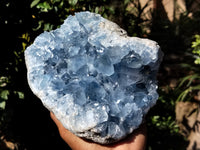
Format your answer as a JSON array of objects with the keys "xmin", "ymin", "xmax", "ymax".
[{"xmin": 50, "ymin": 112, "xmax": 146, "ymax": 150}]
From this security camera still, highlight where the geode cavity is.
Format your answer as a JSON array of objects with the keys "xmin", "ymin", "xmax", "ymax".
[{"xmin": 25, "ymin": 11, "xmax": 163, "ymax": 144}]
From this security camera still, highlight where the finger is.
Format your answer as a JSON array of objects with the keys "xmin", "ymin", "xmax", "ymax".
[
  {"xmin": 50, "ymin": 112, "xmax": 96, "ymax": 150},
  {"xmin": 108, "ymin": 124, "xmax": 147, "ymax": 150},
  {"xmin": 50, "ymin": 112, "xmax": 146, "ymax": 150}
]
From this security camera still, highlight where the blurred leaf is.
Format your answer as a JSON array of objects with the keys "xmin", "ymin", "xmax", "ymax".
[
  {"xmin": 177, "ymin": 87, "xmax": 191, "ymax": 101},
  {"xmin": 194, "ymin": 58, "xmax": 200, "ymax": 64},
  {"xmin": 177, "ymin": 85, "xmax": 200, "ymax": 101},
  {"xmin": 192, "ymin": 85, "xmax": 200, "ymax": 90},
  {"xmin": 44, "ymin": 23, "xmax": 54, "ymax": 31},
  {"xmin": 14, "ymin": 91, "xmax": 24, "ymax": 99},
  {"xmin": 124, "ymin": 0, "xmax": 130, "ymax": 5},
  {"xmin": 0, "ymin": 90, "xmax": 9, "ymax": 100},
  {"xmin": 33, "ymin": 20, "xmax": 44, "ymax": 31},
  {"xmin": 178, "ymin": 74, "xmax": 200, "ymax": 88},
  {"xmin": 192, "ymin": 34, "xmax": 200, "ymax": 64},
  {"xmin": 30, "ymin": 0, "xmax": 40, "ymax": 8},
  {"xmin": 0, "ymin": 77, "xmax": 8, "ymax": 87},
  {"xmin": 21, "ymin": 33, "xmax": 30, "ymax": 50},
  {"xmin": 52, "ymin": 0, "xmax": 61, "ymax": 4},
  {"xmin": 68, "ymin": 0, "xmax": 78, "ymax": 6},
  {"xmin": 179, "ymin": 63, "xmax": 199, "ymax": 71},
  {"xmin": 95, "ymin": 7, "xmax": 99, "ymax": 13},
  {"xmin": 0, "ymin": 101, "xmax": 6, "ymax": 109},
  {"xmin": 37, "ymin": 2, "xmax": 52, "ymax": 12}
]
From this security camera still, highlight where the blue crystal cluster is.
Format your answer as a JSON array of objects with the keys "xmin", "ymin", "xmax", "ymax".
[{"xmin": 25, "ymin": 11, "xmax": 163, "ymax": 144}]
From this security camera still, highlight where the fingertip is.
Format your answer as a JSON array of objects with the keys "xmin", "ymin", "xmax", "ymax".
[
  {"xmin": 50, "ymin": 111, "xmax": 60, "ymax": 127},
  {"xmin": 50, "ymin": 111, "xmax": 55, "ymax": 120},
  {"xmin": 50, "ymin": 111, "xmax": 54, "ymax": 117}
]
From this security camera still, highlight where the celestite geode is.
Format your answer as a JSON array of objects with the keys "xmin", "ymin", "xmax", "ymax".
[{"xmin": 25, "ymin": 11, "xmax": 163, "ymax": 144}]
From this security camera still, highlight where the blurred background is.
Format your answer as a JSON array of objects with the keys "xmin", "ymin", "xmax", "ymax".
[{"xmin": 0, "ymin": 0, "xmax": 200, "ymax": 149}]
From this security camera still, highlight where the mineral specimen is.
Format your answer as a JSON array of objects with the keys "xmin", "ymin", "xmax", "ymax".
[{"xmin": 25, "ymin": 11, "xmax": 163, "ymax": 144}]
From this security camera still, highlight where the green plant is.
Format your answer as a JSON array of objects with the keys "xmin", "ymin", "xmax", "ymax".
[
  {"xmin": 29, "ymin": 0, "xmax": 152, "ymax": 37},
  {"xmin": 146, "ymin": 86, "xmax": 187, "ymax": 150},
  {"xmin": 0, "ymin": 77, "xmax": 9, "ymax": 110},
  {"xmin": 177, "ymin": 74, "xmax": 200, "ymax": 101},
  {"xmin": 177, "ymin": 35, "xmax": 200, "ymax": 102},
  {"xmin": 192, "ymin": 35, "xmax": 200, "ymax": 64}
]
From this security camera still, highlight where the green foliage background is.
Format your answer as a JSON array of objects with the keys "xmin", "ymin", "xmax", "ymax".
[{"xmin": 0, "ymin": 0, "xmax": 200, "ymax": 149}]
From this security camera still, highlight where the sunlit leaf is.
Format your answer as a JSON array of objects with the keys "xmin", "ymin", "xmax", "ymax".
[
  {"xmin": 69, "ymin": 0, "xmax": 78, "ymax": 6},
  {"xmin": 30, "ymin": 0, "xmax": 40, "ymax": 8},
  {"xmin": 44, "ymin": 23, "xmax": 54, "ymax": 31},
  {"xmin": 0, "ymin": 101, "xmax": 6, "ymax": 109},
  {"xmin": 33, "ymin": 20, "xmax": 44, "ymax": 31},
  {"xmin": 0, "ymin": 90, "xmax": 9, "ymax": 100},
  {"xmin": 36, "ymin": 2, "xmax": 52, "ymax": 12},
  {"xmin": 95, "ymin": 7, "xmax": 99, "ymax": 13},
  {"xmin": 194, "ymin": 58, "xmax": 200, "ymax": 64},
  {"xmin": 178, "ymin": 74, "xmax": 200, "ymax": 88},
  {"xmin": 124, "ymin": 0, "xmax": 130, "ymax": 5},
  {"xmin": 0, "ymin": 77, "xmax": 8, "ymax": 87},
  {"xmin": 14, "ymin": 91, "xmax": 24, "ymax": 99}
]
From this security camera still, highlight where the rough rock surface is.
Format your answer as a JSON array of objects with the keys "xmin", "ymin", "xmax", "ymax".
[{"xmin": 25, "ymin": 11, "xmax": 163, "ymax": 144}]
